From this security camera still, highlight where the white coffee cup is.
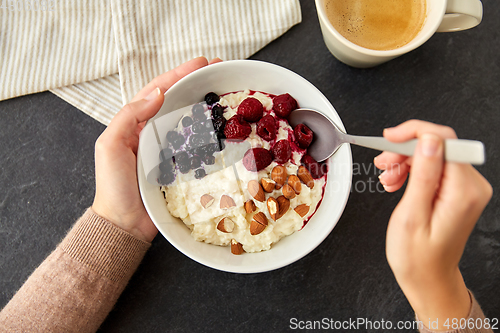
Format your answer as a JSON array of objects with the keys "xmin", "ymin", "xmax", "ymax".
[{"xmin": 315, "ymin": 0, "xmax": 483, "ymax": 68}]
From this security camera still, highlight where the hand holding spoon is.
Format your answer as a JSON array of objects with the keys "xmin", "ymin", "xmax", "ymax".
[{"xmin": 288, "ymin": 108, "xmax": 485, "ymax": 165}]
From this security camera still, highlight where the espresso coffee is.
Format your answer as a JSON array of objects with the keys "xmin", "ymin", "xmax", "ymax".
[{"xmin": 324, "ymin": 0, "xmax": 426, "ymax": 51}]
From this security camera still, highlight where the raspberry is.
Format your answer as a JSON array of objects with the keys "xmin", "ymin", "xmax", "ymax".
[
  {"xmin": 272, "ymin": 140, "xmax": 292, "ymax": 164},
  {"xmin": 224, "ymin": 115, "xmax": 252, "ymax": 140},
  {"xmin": 242, "ymin": 148, "xmax": 273, "ymax": 172},
  {"xmin": 294, "ymin": 124, "xmax": 314, "ymax": 149},
  {"xmin": 256, "ymin": 115, "xmax": 276, "ymax": 141},
  {"xmin": 301, "ymin": 154, "xmax": 327, "ymax": 179},
  {"xmin": 237, "ymin": 97, "xmax": 264, "ymax": 122},
  {"xmin": 272, "ymin": 93, "xmax": 298, "ymax": 118}
]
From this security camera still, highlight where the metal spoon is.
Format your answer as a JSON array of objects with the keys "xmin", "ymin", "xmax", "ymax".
[{"xmin": 288, "ymin": 108, "xmax": 485, "ymax": 165}]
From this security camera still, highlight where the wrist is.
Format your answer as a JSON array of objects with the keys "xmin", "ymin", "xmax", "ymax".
[
  {"xmin": 91, "ymin": 203, "xmax": 156, "ymax": 243},
  {"xmin": 398, "ymin": 268, "xmax": 471, "ymax": 330}
]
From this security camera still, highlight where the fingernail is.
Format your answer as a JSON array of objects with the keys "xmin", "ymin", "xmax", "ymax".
[
  {"xmin": 145, "ymin": 87, "xmax": 160, "ymax": 101},
  {"xmin": 378, "ymin": 171, "xmax": 388, "ymax": 186},
  {"xmin": 420, "ymin": 134, "xmax": 440, "ymax": 157}
]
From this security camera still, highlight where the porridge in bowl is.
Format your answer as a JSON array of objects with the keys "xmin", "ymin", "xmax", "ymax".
[{"xmin": 159, "ymin": 90, "xmax": 328, "ymax": 254}]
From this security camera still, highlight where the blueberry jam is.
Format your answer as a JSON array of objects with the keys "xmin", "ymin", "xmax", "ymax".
[
  {"xmin": 159, "ymin": 99, "xmax": 229, "ymax": 185},
  {"xmin": 204, "ymin": 92, "xmax": 220, "ymax": 105}
]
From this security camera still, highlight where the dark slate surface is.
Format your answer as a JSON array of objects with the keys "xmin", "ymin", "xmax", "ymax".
[{"xmin": 1, "ymin": 1, "xmax": 499, "ymax": 332}]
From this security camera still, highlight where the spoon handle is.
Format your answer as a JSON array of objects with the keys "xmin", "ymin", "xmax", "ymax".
[{"xmin": 343, "ymin": 135, "xmax": 485, "ymax": 165}]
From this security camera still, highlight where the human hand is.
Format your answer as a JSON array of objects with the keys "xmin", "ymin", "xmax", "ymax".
[
  {"xmin": 92, "ymin": 57, "xmax": 222, "ymax": 242},
  {"xmin": 374, "ymin": 120, "xmax": 492, "ymax": 328}
]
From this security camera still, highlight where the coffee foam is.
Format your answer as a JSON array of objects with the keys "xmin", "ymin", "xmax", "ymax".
[{"xmin": 325, "ymin": 0, "xmax": 426, "ymax": 51}]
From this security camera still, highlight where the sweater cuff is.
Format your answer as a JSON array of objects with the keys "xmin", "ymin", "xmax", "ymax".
[
  {"xmin": 417, "ymin": 290, "xmax": 491, "ymax": 333},
  {"xmin": 60, "ymin": 208, "xmax": 151, "ymax": 283}
]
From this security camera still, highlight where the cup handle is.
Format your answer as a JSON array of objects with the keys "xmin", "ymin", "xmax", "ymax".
[{"xmin": 437, "ymin": 0, "xmax": 483, "ymax": 32}]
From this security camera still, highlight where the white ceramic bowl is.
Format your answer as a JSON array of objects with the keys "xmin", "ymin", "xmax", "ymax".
[{"xmin": 138, "ymin": 60, "xmax": 352, "ymax": 273}]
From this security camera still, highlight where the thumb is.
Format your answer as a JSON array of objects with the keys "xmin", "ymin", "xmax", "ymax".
[
  {"xmin": 108, "ymin": 87, "xmax": 164, "ymax": 138},
  {"xmin": 401, "ymin": 133, "xmax": 444, "ymax": 220}
]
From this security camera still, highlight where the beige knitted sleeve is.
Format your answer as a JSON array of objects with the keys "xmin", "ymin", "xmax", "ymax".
[
  {"xmin": 418, "ymin": 291, "xmax": 493, "ymax": 333},
  {"xmin": 0, "ymin": 208, "xmax": 151, "ymax": 333}
]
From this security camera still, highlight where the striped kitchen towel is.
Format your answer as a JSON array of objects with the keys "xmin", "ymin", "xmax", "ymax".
[{"xmin": 0, "ymin": 0, "xmax": 302, "ymax": 125}]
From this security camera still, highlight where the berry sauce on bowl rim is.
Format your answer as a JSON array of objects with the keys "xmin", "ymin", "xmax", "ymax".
[{"xmin": 137, "ymin": 60, "xmax": 353, "ymax": 273}]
